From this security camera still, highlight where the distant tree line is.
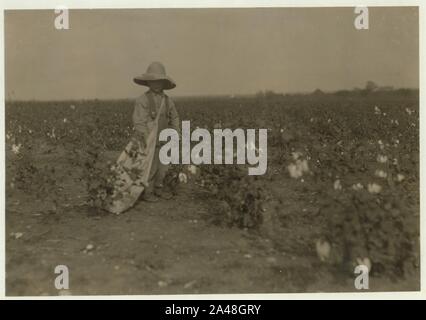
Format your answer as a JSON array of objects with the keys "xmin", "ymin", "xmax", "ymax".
[{"xmin": 256, "ymin": 81, "xmax": 418, "ymax": 99}]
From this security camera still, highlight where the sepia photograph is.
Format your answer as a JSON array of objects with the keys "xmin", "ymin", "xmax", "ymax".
[{"xmin": 4, "ymin": 6, "xmax": 420, "ymax": 296}]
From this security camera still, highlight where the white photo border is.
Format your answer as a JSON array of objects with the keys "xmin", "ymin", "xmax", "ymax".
[{"xmin": 0, "ymin": 0, "xmax": 423, "ymax": 300}]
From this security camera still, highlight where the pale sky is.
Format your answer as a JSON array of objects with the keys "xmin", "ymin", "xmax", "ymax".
[{"xmin": 5, "ymin": 7, "xmax": 419, "ymax": 100}]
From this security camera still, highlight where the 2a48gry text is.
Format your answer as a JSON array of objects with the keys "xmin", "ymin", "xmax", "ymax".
[{"xmin": 165, "ymin": 304, "xmax": 261, "ymax": 317}]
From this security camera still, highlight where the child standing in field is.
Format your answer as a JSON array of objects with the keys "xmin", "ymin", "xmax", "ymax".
[{"xmin": 132, "ymin": 61, "xmax": 180, "ymax": 202}]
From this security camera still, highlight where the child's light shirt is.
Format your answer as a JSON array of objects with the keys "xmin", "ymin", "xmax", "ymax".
[{"xmin": 132, "ymin": 90, "xmax": 180, "ymax": 141}]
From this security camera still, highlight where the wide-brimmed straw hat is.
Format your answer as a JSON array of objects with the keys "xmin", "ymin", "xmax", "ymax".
[{"xmin": 133, "ymin": 62, "xmax": 176, "ymax": 90}]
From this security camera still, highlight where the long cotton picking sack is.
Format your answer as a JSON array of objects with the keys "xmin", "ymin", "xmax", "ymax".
[{"xmin": 104, "ymin": 98, "xmax": 166, "ymax": 214}]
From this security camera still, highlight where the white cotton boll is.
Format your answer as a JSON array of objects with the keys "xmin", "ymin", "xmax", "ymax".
[
  {"xmin": 376, "ymin": 155, "xmax": 388, "ymax": 163},
  {"xmin": 316, "ymin": 239, "xmax": 331, "ymax": 262},
  {"xmin": 368, "ymin": 183, "xmax": 382, "ymax": 194},
  {"xmin": 356, "ymin": 257, "xmax": 372, "ymax": 272},
  {"xmin": 12, "ymin": 143, "xmax": 22, "ymax": 155},
  {"xmin": 187, "ymin": 165, "xmax": 197, "ymax": 175},
  {"xmin": 396, "ymin": 174, "xmax": 405, "ymax": 182},
  {"xmin": 352, "ymin": 183, "xmax": 364, "ymax": 191},
  {"xmin": 374, "ymin": 106, "xmax": 381, "ymax": 114},
  {"xmin": 11, "ymin": 232, "xmax": 24, "ymax": 240},
  {"xmin": 287, "ymin": 163, "xmax": 302, "ymax": 179},
  {"xmin": 375, "ymin": 169, "xmax": 388, "ymax": 179},
  {"xmin": 298, "ymin": 159, "xmax": 309, "ymax": 173},
  {"xmin": 333, "ymin": 179, "xmax": 342, "ymax": 190},
  {"xmin": 291, "ymin": 151, "xmax": 302, "ymax": 161},
  {"xmin": 377, "ymin": 140, "xmax": 385, "ymax": 150},
  {"xmin": 178, "ymin": 172, "xmax": 188, "ymax": 184}
]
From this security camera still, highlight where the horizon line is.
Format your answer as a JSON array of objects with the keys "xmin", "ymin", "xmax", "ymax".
[{"xmin": 5, "ymin": 87, "xmax": 419, "ymax": 103}]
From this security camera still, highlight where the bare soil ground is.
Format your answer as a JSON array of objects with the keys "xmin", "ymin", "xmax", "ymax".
[{"xmin": 6, "ymin": 149, "xmax": 419, "ymax": 296}]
